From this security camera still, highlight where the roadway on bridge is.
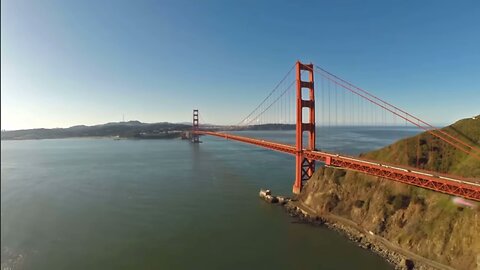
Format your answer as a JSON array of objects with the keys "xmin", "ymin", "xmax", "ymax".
[{"xmin": 195, "ymin": 130, "xmax": 480, "ymax": 201}]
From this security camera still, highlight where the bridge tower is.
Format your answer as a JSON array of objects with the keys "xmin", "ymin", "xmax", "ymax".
[
  {"xmin": 293, "ymin": 61, "xmax": 316, "ymax": 194},
  {"xmin": 192, "ymin": 109, "xmax": 200, "ymax": 143}
]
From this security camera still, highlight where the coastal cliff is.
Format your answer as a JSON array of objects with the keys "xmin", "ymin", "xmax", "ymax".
[{"xmin": 297, "ymin": 116, "xmax": 480, "ymax": 269}]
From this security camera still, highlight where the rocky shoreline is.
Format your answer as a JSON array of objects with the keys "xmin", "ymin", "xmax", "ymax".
[{"xmin": 283, "ymin": 201, "xmax": 439, "ymax": 270}]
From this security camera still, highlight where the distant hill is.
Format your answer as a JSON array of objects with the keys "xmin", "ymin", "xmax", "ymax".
[
  {"xmin": 1, "ymin": 122, "xmax": 299, "ymax": 140},
  {"xmin": 1, "ymin": 121, "xmax": 190, "ymax": 140}
]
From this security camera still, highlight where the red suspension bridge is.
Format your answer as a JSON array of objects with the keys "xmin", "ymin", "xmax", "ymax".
[{"xmin": 191, "ymin": 61, "xmax": 480, "ymax": 201}]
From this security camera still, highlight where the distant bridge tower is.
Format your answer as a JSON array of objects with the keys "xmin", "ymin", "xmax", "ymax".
[
  {"xmin": 192, "ymin": 109, "xmax": 200, "ymax": 143},
  {"xmin": 293, "ymin": 61, "xmax": 316, "ymax": 194}
]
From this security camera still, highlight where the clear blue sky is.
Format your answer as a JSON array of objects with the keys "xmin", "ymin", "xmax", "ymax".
[{"xmin": 2, "ymin": 0, "xmax": 479, "ymax": 130}]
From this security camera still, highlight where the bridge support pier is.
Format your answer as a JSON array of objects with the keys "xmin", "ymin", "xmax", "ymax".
[
  {"xmin": 293, "ymin": 61, "xmax": 316, "ymax": 194},
  {"xmin": 192, "ymin": 109, "xmax": 200, "ymax": 143}
]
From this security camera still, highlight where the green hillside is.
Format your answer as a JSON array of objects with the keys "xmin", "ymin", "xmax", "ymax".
[
  {"xmin": 299, "ymin": 115, "xmax": 480, "ymax": 270},
  {"xmin": 363, "ymin": 115, "xmax": 480, "ymax": 177}
]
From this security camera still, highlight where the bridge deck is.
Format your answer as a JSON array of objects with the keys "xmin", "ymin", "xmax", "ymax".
[{"xmin": 195, "ymin": 131, "xmax": 480, "ymax": 201}]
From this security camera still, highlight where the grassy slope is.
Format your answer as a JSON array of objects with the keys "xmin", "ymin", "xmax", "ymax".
[
  {"xmin": 363, "ymin": 116, "xmax": 480, "ymax": 177},
  {"xmin": 299, "ymin": 116, "xmax": 480, "ymax": 269}
]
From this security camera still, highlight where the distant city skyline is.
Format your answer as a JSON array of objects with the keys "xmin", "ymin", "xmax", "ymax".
[{"xmin": 2, "ymin": 0, "xmax": 480, "ymax": 130}]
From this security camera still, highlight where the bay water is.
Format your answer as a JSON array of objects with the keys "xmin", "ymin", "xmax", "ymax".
[{"xmin": 1, "ymin": 127, "xmax": 419, "ymax": 269}]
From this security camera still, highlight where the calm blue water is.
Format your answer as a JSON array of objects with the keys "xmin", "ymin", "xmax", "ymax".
[{"xmin": 1, "ymin": 127, "xmax": 419, "ymax": 269}]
